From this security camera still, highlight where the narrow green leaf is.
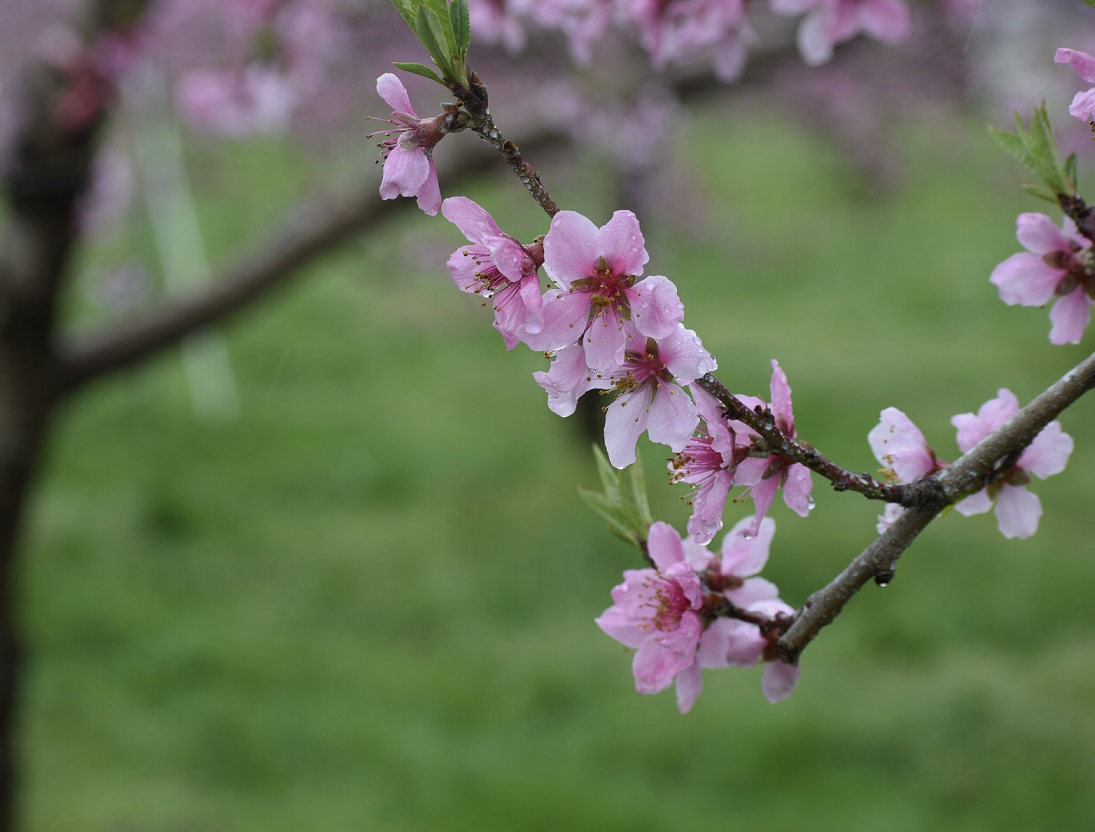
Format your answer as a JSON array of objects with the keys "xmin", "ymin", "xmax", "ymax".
[
  {"xmin": 1026, "ymin": 104, "xmax": 1068, "ymax": 194},
  {"xmin": 389, "ymin": 0, "xmax": 417, "ymax": 30},
  {"xmin": 577, "ymin": 488, "xmax": 638, "ymax": 547},
  {"xmin": 1020, "ymin": 183, "xmax": 1061, "ymax": 204},
  {"xmin": 1066, "ymin": 152, "xmax": 1079, "ymax": 191},
  {"xmin": 413, "ymin": 7, "xmax": 453, "ymax": 78},
  {"xmin": 988, "ymin": 126, "xmax": 1038, "ymax": 175},
  {"xmin": 591, "ymin": 445, "xmax": 622, "ymax": 504},
  {"xmin": 418, "ymin": 6, "xmax": 455, "ymax": 78},
  {"xmin": 621, "ymin": 455, "xmax": 652, "ymax": 532},
  {"xmin": 392, "ymin": 61, "xmax": 444, "ymax": 85},
  {"xmin": 450, "ymin": 0, "xmax": 470, "ymax": 57},
  {"xmin": 421, "ymin": 0, "xmax": 456, "ymax": 44},
  {"xmin": 1084, "ymin": 0, "xmax": 1095, "ymax": 8}
]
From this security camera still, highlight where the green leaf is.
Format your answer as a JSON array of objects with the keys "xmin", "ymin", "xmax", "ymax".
[
  {"xmin": 989, "ymin": 125, "xmax": 1038, "ymax": 174},
  {"xmin": 578, "ymin": 446, "xmax": 653, "ymax": 553},
  {"xmin": 1066, "ymin": 152, "xmax": 1079, "ymax": 191},
  {"xmin": 577, "ymin": 488, "xmax": 639, "ymax": 548},
  {"xmin": 1020, "ymin": 183, "xmax": 1061, "ymax": 205},
  {"xmin": 421, "ymin": 0, "xmax": 456, "ymax": 45},
  {"xmin": 392, "ymin": 61, "xmax": 445, "ymax": 85},
  {"xmin": 1084, "ymin": 0, "xmax": 1095, "ymax": 8},
  {"xmin": 389, "ymin": 0, "xmax": 417, "ymax": 30},
  {"xmin": 449, "ymin": 0, "xmax": 470, "ymax": 57},
  {"xmin": 412, "ymin": 7, "xmax": 452, "ymax": 78},
  {"xmin": 415, "ymin": 6, "xmax": 454, "ymax": 78},
  {"xmin": 1027, "ymin": 104, "xmax": 1069, "ymax": 194}
]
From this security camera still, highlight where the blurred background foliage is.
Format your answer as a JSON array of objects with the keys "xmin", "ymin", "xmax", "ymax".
[{"xmin": 18, "ymin": 19, "xmax": 1095, "ymax": 832}]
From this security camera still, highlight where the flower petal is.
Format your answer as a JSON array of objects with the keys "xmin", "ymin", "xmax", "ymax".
[
  {"xmin": 762, "ymin": 661, "xmax": 801, "ymax": 703},
  {"xmin": 543, "ymin": 211, "xmax": 600, "ymax": 289},
  {"xmin": 597, "ymin": 210, "xmax": 649, "ymax": 277},
  {"xmin": 994, "ymin": 484, "xmax": 1042, "ymax": 540},
  {"xmin": 376, "ymin": 72, "xmax": 415, "ymax": 115},
  {"xmin": 1048, "ymin": 290, "xmax": 1092, "ymax": 345},
  {"xmin": 441, "ymin": 196, "xmax": 501, "ymax": 244}
]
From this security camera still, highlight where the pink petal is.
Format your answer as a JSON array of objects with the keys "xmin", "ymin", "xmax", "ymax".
[
  {"xmin": 869, "ymin": 407, "xmax": 936, "ymax": 481},
  {"xmin": 376, "ymin": 72, "xmax": 415, "ymax": 115},
  {"xmin": 1069, "ymin": 89, "xmax": 1095, "ymax": 122},
  {"xmin": 595, "ymin": 604, "xmax": 647, "ymax": 650},
  {"xmin": 597, "ymin": 210, "xmax": 649, "ymax": 277},
  {"xmin": 762, "ymin": 661, "xmax": 801, "ymax": 703},
  {"xmin": 724, "ymin": 619, "xmax": 767, "ymax": 666},
  {"xmin": 604, "ymin": 385, "xmax": 654, "ymax": 469},
  {"xmin": 1056, "ymin": 47, "xmax": 1095, "ymax": 84},
  {"xmin": 486, "ymin": 235, "xmax": 529, "ymax": 283},
  {"xmin": 441, "ymin": 196, "xmax": 501, "ymax": 244},
  {"xmin": 662, "ymin": 326, "xmax": 717, "ymax": 383},
  {"xmin": 859, "ymin": 0, "xmax": 910, "ymax": 44},
  {"xmin": 1015, "ymin": 213, "xmax": 1072, "ymax": 255},
  {"xmin": 647, "ymin": 521, "xmax": 686, "ymax": 572},
  {"xmin": 1048, "ymin": 290, "xmax": 1092, "ymax": 345},
  {"xmin": 543, "ymin": 211, "xmax": 600, "ymax": 289},
  {"xmin": 531, "ymin": 290, "xmax": 591, "ymax": 352},
  {"xmin": 445, "ymin": 244, "xmax": 485, "ymax": 293},
  {"xmin": 379, "ymin": 145, "xmax": 429, "ymax": 200},
  {"xmin": 685, "ymin": 473, "xmax": 732, "ymax": 545},
  {"xmin": 630, "ymin": 275, "xmax": 683, "ymax": 340},
  {"xmin": 720, "ymin": 515, "xmax": 775, "ymax": 577},
  {"xmin": 584, "ymin": 310, "xmax": 628, "ymax": 374},
  {"xmin": 646, "ymin": 383, "xmax": 699, "ymax": 453},
  {"xmin": 632, "ymin": 613, "xmax": 702, "ymax": 694},
  {"xmin": 726, "ymin": 576, "xmax": 780, "ymax": 607},
  {"xmin": 415, "ymin": 159, "xmax": 441, "ymax": 216},
  {"xmin": 674, "ymin": 660, "xmax": 704, "ymax": 714},
  {"xmin": 797, "ymin": 10, "xmax": 834, "ymax": 66},
  {"xmin": 990, "ymin": 253, "xmax": 1062, "ymax": 307},
  {"xmin": 994, "ymin": 484, "xmax": 1042, "ymax": 540},
  {"xmin": 782, "ymin": 464, "xmax": 814, "ymax": 517},
  {"xmin": 1018, "ymin": 421, "xmax": 1073, "ymax": 478},
  {"xmin": 954, "ymin": 488, "xmax": 992, "ymax": 517},
  {"xmin": 769, "ymin": 360, "xmax": 794, "ymax": 433}
]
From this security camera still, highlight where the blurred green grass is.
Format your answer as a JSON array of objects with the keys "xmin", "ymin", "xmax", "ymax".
[{"xmin": 22, "ymin": 104, "xmax": 1095, "ymax": 830}]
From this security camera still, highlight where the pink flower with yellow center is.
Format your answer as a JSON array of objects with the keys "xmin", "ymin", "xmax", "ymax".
[
  {"xmin": 603, "ymin": 324, "xmax": 716, "ymax": 469},
  {"xmin": 535, "ymin": 209, "xmax": 684, "ymax": 372},
  {"xmin": 596, "ymin": 522, "xmax": 705, "ymax": 696}
]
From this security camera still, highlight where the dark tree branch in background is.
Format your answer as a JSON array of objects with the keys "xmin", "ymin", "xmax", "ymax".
[
  {"xmin": 55, "ymin": 121, "xmax": 567, "ymax": 394},
  {"xmin": 778, "ymin": 350, "xmax": 1095, "ymax": 662}
]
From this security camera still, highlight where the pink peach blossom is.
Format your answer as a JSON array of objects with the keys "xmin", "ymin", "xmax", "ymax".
[
  {"xmin": 441, "ymin": 196, "xmax": 546, "ymax": 349},
  {"xmin": 603, "ymin": 324, "xmax": 716, "ymax": 469},
  {"xmin": 596, "ymin": 522, "xmax": 704, "ymax": 697},
  {"xmin": 770, "ymin": 0, "xmax": 910, "ymax": 66},
  {"xmin": 537, "ymin": 210, "xmax": 684, "ymax": 371},
  {"xmin": 734, "ymin": 360, "xmax": 814, "ymax": 535},
  {"xmin": 369, "ymin": 73, "xmax": 444, "ymax": 216},
  {"xmin": 951, "ymin": 389, "xmax": 1073, "ymax": 540},
  {"xmin": 1055, "ymin": 48, "xmax": 1095, "ymax": 122},
  {"xmin": 868, "ymin": 407, "xmax": 946, "ymax": 533},
  {"xmin": 990, "ymin": 213, "xmax": 1094, "ymax": 346}
]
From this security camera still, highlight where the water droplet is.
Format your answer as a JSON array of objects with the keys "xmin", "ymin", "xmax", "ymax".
[{"xmin": 876, "ymin": 580, "xmax": 889, "ymax": 588}]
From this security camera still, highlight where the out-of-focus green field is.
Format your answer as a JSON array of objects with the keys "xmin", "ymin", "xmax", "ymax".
[{"xmin": 22, "ymin": 104, "xmax": 1095, "ymax": 831}]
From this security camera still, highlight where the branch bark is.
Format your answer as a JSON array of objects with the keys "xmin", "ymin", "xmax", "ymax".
[{"xmin": 55, "ymin": 119, "xmax": 568, "ymax": 395}]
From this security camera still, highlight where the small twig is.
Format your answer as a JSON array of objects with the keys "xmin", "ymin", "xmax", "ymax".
[
  {"xmin": 696, "ymin": 373, "xmax": 944, "ymax": 507},
  {"xmin": 457, "ymin": 70, "xmax": 559, "ymax": 219},
  {"xmin": 778, "ymin": 350, "xmax": 1095, "ymax": 662}
]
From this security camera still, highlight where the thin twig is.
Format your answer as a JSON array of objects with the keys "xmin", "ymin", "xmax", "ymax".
[{"xmin": 778, "ymin": 350, "xmax": 1095, "ymax": 662}]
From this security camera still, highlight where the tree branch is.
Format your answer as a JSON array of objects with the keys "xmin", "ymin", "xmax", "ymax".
[
  {"xmin": 55, "ymin": 120, "xmax": 568, "ymax": 395},
  {"xmin": 778, "ymin": 350, "xmax": 1095, "ymax": 662}
]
